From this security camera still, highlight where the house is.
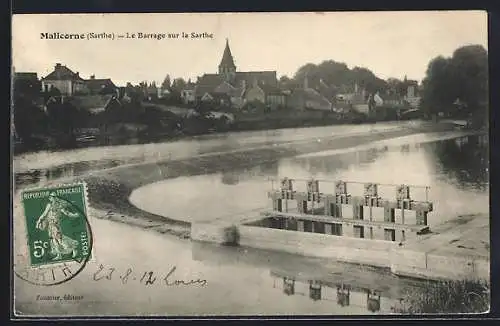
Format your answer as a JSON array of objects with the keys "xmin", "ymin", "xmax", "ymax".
[
  {"xmin": 228, "ymin": 86, "xmax": 246, "ymax": 109},
  {"xmin": 84, "ymin": 75, "xmax": 118, "ymax": 95},
  {"xmin": 181, "ymin": 82, "xmax": 196, "ymax": 104},
  {"xmin": 287, "ymin": 76, "xmax": 332, "ymax": 111},
  {"xmin": 404, "ymin": 80, "xmax": 421, "ymax": 109},
  {"xmin": 41, "ymin": 63, "xmax": 118, "ymax": 97},
  {"xmin": 332, "ymin": 82, "xmax": 371, "ymax": 114},
  {"xmin": 194, "ymin": 39, "xmax": 279, "ymax": 108},
  {"xmin": 158, "ymin": 87, "xmax": 171, "ymax": 99},
  {"xmin": 380, "ymin": 91, "xmax": 405, "ymax": 108},
  {"xmin": 244, "ymin": 79, "xmax": 286, "ymax": 109},
  {"xmin": 200, "ymin": 92, "xmax": 231, "ymax": 107},
  {"xmin": 41, "ymin": 63, "xmax": 87, "ymax": 96},
  {"xmin": 315, "ymin": 79, "xmax": 338, "ymax": 103}
]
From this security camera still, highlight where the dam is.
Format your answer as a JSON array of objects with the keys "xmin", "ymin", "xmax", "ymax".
[{"xmin": 191, "ymin": 176, "xmax": 488, "ymax": 281}]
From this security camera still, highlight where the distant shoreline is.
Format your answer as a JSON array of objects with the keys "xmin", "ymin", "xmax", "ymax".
[{"xmin": 13, "ymin": 112, "xmax": 425, "ymax": 155}]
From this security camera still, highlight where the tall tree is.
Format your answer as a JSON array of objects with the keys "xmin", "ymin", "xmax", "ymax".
[
  {"xmin": 450, "ymin": 45, "xmax": 488, "ymax": 111},
  {"xmin": 420, "ymin": 44, "xmax": 487, "ymax": 124},
  {"xmin": 171, "ymin": 77, "xmax": 187, "ymax": 92},
  {"xmin": 161, "ymin": 75, "xmax": 171, "ymax": 89}
]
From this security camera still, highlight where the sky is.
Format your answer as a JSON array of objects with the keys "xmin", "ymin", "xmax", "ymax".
[{"xmin": 12, "ymin": 11, "xmax": 488, "ymax": 87}]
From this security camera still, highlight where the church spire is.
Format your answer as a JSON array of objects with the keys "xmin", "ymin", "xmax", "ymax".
[
  {"xmin": 219, "ymin": 38, "xmax": 236, "ymax": 71},
  {"xmin": 218, "ymin": 38, "xmax": 236, "ymax": 81}
]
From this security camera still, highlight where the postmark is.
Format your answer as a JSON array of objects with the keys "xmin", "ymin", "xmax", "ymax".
[{"xmin": 14, "ymin": 182, "xmax": 94, "ymax": 286}]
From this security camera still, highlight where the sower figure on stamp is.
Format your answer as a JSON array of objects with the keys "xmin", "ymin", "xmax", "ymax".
[{"xmin": 35, "ymin": 192, "xmax": 79, "ymax": 260}]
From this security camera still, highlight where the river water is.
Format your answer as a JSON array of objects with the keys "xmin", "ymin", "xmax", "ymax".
[
  {"xmin": 12, "ymin": 123, "xmax": 489, "ymax": 316},
  {"xmin": 130, "ymin": 131, "xmax": 489, "ymax": 226}
]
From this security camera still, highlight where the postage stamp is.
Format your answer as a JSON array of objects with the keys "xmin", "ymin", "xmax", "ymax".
[{"xmin": 20, "ymin": 182, "xmax": 93, "ymax": 267}]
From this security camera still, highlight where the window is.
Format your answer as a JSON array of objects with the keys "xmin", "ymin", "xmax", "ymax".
[
  {"xmin": 384, "ymin": 228, "xmax": 396, "ymax": 241},
  {"xmin": 332, "ymin": 223, "xmax": 342, "ymax": 236},
  {"xmin": 384, "ymin": 208, "xmax": 395, "ymax": 222},
  {"xmin": 303, "ymin": 220, "xmax": 313, "ymax": 232},
  {"xmin": 354, "ymin": 205, "xmax": 364, "ymax": 220},
  {"xmin": 331, "ymin": 203, "xmax": 342, "ymax": 217},
  {"xmin": 353, "ymin": 225, "xmax": 364, "ymax": 238},
  {"xmin": 313, "ymin": 221, "xmax": 325, "ymax": 234}
]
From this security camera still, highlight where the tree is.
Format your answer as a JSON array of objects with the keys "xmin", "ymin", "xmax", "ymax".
[
  {"xmin": 161, "ymin": 75, "xmax": 171, "ymax": 90},
  {"xmin": 420, "ymin": 56, "xmax": 454, "ymax": 117},
  {"xmin": 278, "ymin": 75, "xmax": 299, "ymax": 90},
  {"xmin": 13, "ymin": 96, "xmax": 48, "ymax": 141},
  {"xmin": 291, "ymin": 60, "xmax": 387, "ymax": 93},
  {"xmin": 420, "ymin": 44, "xmax": 488, "ymax": 125},
  {"xmin": 450, "ymin": 45, "xmax": 488, "ymax": 113},
  {"xmin": 171, "ymin": 77, "xmax": 187, "ymax": 92},
  {"xmin": 46, "ymin": 99, "xmax": 75, "ymax": 134},
  {"xmin": 14, "ymin": 78, "xmax": 41, "ymax": 98}
]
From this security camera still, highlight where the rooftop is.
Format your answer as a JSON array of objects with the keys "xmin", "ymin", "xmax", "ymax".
[{"xmin": 42, "ymin": 63, "xmax": 84, "ymax": 81}]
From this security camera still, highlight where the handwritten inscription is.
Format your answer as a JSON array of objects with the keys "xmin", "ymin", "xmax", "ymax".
[{"xmin": 92, "ymin": 264, "xmax": 208, "ymax": 287}]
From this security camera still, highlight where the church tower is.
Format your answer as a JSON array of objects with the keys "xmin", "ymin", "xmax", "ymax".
[{"xmin": 218, "ymin": 38, "xmax": 236, "ymax": 82}]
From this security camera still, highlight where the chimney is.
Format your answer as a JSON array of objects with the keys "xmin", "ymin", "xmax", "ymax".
[
  {"xmin": 55, "ymin": 63, "xmax": 61, "ymax": 68},
  {"xmin": 90, "ymin": 75, "xmax": 95, "ymax": 79},
  {"xmin": 76, "ymin": 72, "xmax": 79, "ymax": 77}
]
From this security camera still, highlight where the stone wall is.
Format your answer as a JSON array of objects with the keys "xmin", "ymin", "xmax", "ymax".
[{"xmin": 191, "ymin": 221, "xmax": 490, "ymax": 281}]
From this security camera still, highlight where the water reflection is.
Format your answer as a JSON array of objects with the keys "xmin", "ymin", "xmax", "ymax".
[
  {"xmin": 131, "ymin": 134, "xmax": 489, "ymax": 225},
  {"xmin": 429, "ymin": 135, "xmax": 489, "ymax": 192},
  {"xmin": 271, "ymin": 274, "xmax": 387, "ymax": 313},
  {"xmin": 221, "ymin": 162, "xmax": 279, "ymax": 185},
  {"xmin": 288, "ymin": 134, "xmax": 488, "ymax": 193},
  {"xmin": 191, "ymin": 242, "xmax": 419, "ymax": 314},
  {"xmin": 290, "ymin": 146, "xmax": 389, "ymax": 175}
]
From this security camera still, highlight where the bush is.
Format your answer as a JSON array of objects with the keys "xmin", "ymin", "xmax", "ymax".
[{"xmin": 397, "ymin": 279, "xmax": 489, "ymax": 314}]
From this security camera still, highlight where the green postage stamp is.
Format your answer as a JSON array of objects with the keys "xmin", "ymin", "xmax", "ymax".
[{"xmin": 20, "ymin": 182, "xmax": 92, "ymax": 267}]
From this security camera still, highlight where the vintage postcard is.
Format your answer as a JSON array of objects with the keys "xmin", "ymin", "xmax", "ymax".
[{"xmin": 11, "ymin": 11, "xmax": 489, "ymax": 317}]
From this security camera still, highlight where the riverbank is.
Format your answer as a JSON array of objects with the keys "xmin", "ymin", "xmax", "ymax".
[{"xmin": 12, "ymin": 108, "xmax": 426, "ymax": 155}]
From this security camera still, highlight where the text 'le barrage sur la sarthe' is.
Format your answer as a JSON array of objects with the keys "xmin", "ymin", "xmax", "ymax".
[{"xmin": 40, "ymin": 32, "xmax": 214, "ymax": 41}]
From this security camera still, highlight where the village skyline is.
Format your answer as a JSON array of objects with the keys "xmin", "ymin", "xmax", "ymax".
[{"xmin": 12, "ymin": 11, "xmax": 488, "ymax": 87}]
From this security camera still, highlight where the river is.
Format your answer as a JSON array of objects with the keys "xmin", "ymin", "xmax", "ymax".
[{"xmin": 12, "ymin": 122, "xmax": 489, "ymax": 316}]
